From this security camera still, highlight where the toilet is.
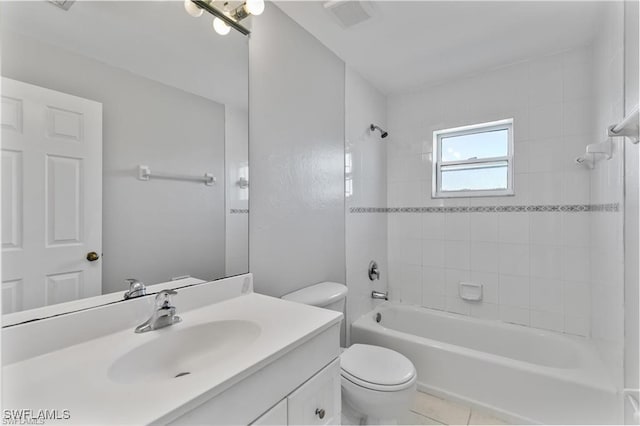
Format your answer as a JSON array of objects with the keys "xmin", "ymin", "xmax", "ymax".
[{"xmin": 282, "ymin": 282, "xmax": 417, "ymax": 425}]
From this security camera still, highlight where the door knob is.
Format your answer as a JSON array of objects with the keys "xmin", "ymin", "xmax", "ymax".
[
  {"xmin": 86, "ymin": 251, "xmax": 100, "ymax": 262},
  {"xmin": 315, "ymin": 408, "xmax": 325, "ymax": 419}
]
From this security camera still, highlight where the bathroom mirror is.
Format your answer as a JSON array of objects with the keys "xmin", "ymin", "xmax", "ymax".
[{"xmin": 1, "ymin": 1, "xmax": 249, "ymax": 320}]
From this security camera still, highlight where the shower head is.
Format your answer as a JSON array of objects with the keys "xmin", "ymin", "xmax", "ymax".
[{"xmin": 370, "ymin": 124, "xmax": 388, "ymax": 139}]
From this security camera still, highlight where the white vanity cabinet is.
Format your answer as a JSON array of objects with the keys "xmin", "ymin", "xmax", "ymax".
[
  {"xmin": 166, "ymin": 316, "xmax": 341, "ymax": 426},
  {"xmin": 251, "ymin": 358, "xmax": 341, "ymax": 426},
  {"xmin": 252, "ymin": 400, "xmax": 288, "ymax": 425},
  {"xmin": 3, "ymin": 275, "xmax": 344, "ymax": 426},
  {"xmin": 287, "ymin": 359, "xmax": 341, "ymax": 425}
]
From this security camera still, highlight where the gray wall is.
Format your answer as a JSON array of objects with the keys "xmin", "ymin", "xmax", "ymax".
[
  {"xmin": 2, "ymin": 32, "xmax": 226, "ymax": 294},
  {"xmin": 249, "ymin": 3, "xmax": 346, "ymax": 297}
]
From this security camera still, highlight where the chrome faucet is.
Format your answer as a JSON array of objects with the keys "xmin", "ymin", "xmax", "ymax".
[
  {"xmin": 124, "ymin": 278, "xmax": 146, "ymax": 300},
  {"xmin": 135, "ymin": 290, "xmax": 182, "ymax": 333},
  {"xmin": 371, "ymin": 290, "xmax": 388, "ymax": 301}
]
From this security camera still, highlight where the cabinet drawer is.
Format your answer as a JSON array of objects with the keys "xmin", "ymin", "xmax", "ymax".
[
  {"xmin": 251, "ymin": 399, "xmax": 287, "ymax": 425},
  {"xmin": 287, "ymin": 358, "xmax": 341, "ymax": 425}
]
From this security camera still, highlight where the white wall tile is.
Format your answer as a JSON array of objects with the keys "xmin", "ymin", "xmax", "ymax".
[
  {"xmin": 530, "ymin": 244, "xmax": 564, "ymax": 279},
  {"xmin": 561, "ymin": 171, "xmax": 591, "ymax": 205},
  {"xmin": 529, "ymin": 103, "xmax": 562, "ymax": 140},
  {"xmin": 422, "ymin": 239, "xmax": 445, "ymax": 267},
  {"xmin": 445, "ymin": 241, "xmax": 470, "ymax": 270},
  {"xmin": 564, "ymin": 314, "xmax": 590, "ymax": 337},
  {"xmin": 590, "ymin": 1, "xmax": 625, "ymax": 385},
  {"xmin": 345, "ymin": 66, "xmax": 388, "ymax": 344},
  {"xmin": 562, "ymin": 99, "xmax": 593, "ymax": 137},
  {"xmin": 469, "ymin": 302, "xmax": 500, "ymax": 320},
  {"xmin": 499, "ymin": 274, "xmax": 530, "ymax": 308},
  {"xmin": 527, "ymin": 139, "xmax": 564, "ymax": 173},
  {"xmin": 529, "ymin": 172, "xmax": 564, "ymax": 204},
  {"xmin": 513, "ymin": 141, "xmax": 530, "ymax": 174},
  {"xmin": 446, "ymin": 296, "xmax": 470, "ymax": 315},
  {"xmin": 422, "ymin": 212, "xmax": 444, "ymax": 240},
  {"xmin": 422, "ymin": 266, "xmax": 446, "ymax": 296},
  {"xmin": 563, "ymin": 46, "xmax": 593, "ymax": 102},
  {"xmin": 500, "ymin": 305, "xmax": 530, "ymax": 326},
  {"xmin": 530, "ymin": 278, "xmax": 563, "ymax": 313},
  {"xmin": 469, "ymin": 242, "xmax": 499, "ymax": 273},
  {"xmin": 387, "ymin": 45, "xmax": 598, "ymax": 337},
  {"xmin": 562, "ymin": 246, "xmax": 590, "ymax": 282},
  {"xmin": 531, "ymin": 310, "xmax": 564, "ymax": 332},
  {"xmin": 498, "ymin": 213, "xmax": 530, "ymax": 244},
  {"xmin": 562, "ymin": 213, "xmax": 590, "ymax": 247},
  {"xmin": 444, "ymin": 213, "xmax": 470, "ymax": 241},
  {"xmin": 391, "ymin": 263, "xmax": 422, "ymax": 304},
  {"xmin": 563, "ymin": 280, "xmax": 591, "ymax": 318},
  {"xmin": 470, "ymin": 271, "xmax": 499, "ymax": 303},
  {"xmin": 388, "ymin": 180, "xmax": 422, "ymax": 206},
  {"xmin": 422, "ymin": 293, "xmax": 446, "ymax": 311},
  {"xmin": 389, "ymin": 213, "xmax": 422, "ymax": 239},
  {"xmin": 499, "ymin": 243, "xmax": 530, "ymax": 276},
  {"xmin": 397, "ymin": 238, "xmax": 422, "ymax": 266},
  {"xmin": 530, "ymin": 213, "xmax": 563, "ymax": 245},
  {"xmin": 469, "ymin": 213, "xmax": 498, "ymax": 242},
  {"xmin": 511, "ymin": 173, "xmax": 531, "ymax": 204},
  {"xmin": 445, "ymin": 268, "xmax": 470, "ymax": 298}
]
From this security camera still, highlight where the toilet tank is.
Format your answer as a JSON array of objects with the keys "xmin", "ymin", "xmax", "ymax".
[
  {"xmin": 281, "ymin": 282, "xmax": 348, "ymax": 312},
  {"xmin": 282, "ymin": 282, "xmax": 348, "ymax": 346}
]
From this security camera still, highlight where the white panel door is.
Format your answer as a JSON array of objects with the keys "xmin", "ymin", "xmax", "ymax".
[{"xmin": 1, "ymin": 77, "xmax": 102, "ymax": 313}]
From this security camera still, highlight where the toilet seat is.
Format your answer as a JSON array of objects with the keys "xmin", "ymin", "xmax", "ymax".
[{"xmin": 340, "ymin": 344, "xmax": 416, "ymax": 392}]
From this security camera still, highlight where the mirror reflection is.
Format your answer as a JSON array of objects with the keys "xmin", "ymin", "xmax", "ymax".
[{"xmin": 1, "ymin": 1, "xmax": 249, "ymax": 317}]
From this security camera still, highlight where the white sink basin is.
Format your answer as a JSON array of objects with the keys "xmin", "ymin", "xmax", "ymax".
[{"xmin": 108, "ymin": 320, "xmax": 261, "ymax": 384}]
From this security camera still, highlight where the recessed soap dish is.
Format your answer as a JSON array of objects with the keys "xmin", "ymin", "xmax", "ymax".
[{"xmin": 459, "ymin": 282, "xmax": 483, "ymax": 302}]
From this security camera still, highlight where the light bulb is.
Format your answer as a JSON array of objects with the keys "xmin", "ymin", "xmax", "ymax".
[
  {"xmin": 245, "ymin": 0, "xmax": 264, "ymax": 15},
  {"xmin": 184, "ymin": 0, "xmax": 203, "ymax": 17},
  {"xmin": 213, "ymin": 17, "xmax": 231, "ymax": 35}
]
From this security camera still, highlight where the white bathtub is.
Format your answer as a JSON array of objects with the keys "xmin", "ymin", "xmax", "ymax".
[{"xmin": 350, "ymin": 303, "xmax": 621, "ymax": 424}]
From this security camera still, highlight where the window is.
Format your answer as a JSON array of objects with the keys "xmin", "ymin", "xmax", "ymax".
[{"xmin": 432, "ymin": 118, "xmax": 514, "ymax": 198}]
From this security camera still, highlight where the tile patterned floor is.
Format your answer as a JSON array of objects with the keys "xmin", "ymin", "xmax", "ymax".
[{"xmin": 400, "ymin": 391, "xmax": 510, "ymax": 425}]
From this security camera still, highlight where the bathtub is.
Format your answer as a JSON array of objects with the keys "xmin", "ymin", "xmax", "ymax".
[{"xmin": 350, "ymin": 303, "xmax": 621, "ymax": 424}]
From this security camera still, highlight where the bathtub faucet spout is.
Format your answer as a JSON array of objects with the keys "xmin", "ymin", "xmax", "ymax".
[{"xmin": 372, "ymin": 290, "xmax": 388, "ymax": 301}]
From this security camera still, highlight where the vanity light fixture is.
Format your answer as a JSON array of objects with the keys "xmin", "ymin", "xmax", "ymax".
[{"xmin": 183, "ymin": 0, "xmax": 264, "ymax": 36}]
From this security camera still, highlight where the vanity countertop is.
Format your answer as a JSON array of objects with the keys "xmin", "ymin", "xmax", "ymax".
[{"xmin": 3, "ymin": 293, "xmax": 342, "ymax": 425}]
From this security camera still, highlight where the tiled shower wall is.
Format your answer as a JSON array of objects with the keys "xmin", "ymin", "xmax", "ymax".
[
  {"xmin": 345, "ymin": 67, "xmax": 388, "ymax": 344},
  {"xmin": 384, "ymin": 46, "xmax": 596, "ymax": 336},
  {"xmin": 590, "ymin": 0, "xmax": 627, "ymax": 389}
]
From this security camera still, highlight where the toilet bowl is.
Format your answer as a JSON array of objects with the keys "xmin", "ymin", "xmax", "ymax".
[
  {"xmin": 282, "ymin": 283, "xmax": 417, "ymax": 425},
  {"xmin": 340, "ymin": 343, "xmax": 417, "ymax": 425}
]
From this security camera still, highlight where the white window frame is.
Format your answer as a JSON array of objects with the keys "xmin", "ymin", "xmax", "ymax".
[{"xmin": 432, "ymin": 118, "xmax": 514, "ymax": 198}]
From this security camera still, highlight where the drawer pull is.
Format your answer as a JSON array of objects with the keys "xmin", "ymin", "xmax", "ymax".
[{"xmin": 315, "ymin": 408, "xmax": 325, "ymax": 419}]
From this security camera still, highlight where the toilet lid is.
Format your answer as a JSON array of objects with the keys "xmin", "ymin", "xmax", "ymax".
[
  {"xmin": 281, "ymin": 282, "xmax": 347, "ymax": 307},
  {"xmin": 340, "ymin": 344, "xmax": 416, "ymax": 387}
]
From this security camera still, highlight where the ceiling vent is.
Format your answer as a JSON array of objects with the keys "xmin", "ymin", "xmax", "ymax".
[
  {"xmin": 323, "ymin": 1, "xmax": 373, "ymax": 29},
  {"xmin": 47, "ymin": 0, "xmax": 75, "ymax": 11}
]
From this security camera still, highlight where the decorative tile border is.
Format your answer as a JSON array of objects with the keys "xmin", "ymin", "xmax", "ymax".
[
  {"xmin": 349, "ymin": 203, "xmax": 620, "ymax": 214},
  {"xmin": 230, "ymin": 208, "xmax": 249, "ymax": 214}
]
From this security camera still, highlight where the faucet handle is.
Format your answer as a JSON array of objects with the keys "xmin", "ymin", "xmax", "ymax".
[
  {"xmin": 155, "ymin": 289, "xmax": 178, "ymax": 308},
  {"xmin": 124, "ymin": 278, "xmax": 146, "ymax": 299}
]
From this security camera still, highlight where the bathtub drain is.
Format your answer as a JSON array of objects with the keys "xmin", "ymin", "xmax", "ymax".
[{"xmin": 375, "ymin": 313, "xmax": 382, "ymax": 323}]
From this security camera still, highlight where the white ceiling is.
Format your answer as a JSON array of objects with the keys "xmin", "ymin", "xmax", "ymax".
[
  {"xmin": 1, "ymin": 1, "xmax": 249, "ymax": 109},
  {"xmin": 276, "ymin": 1, "xmax": 601, "ymax": 95}
]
